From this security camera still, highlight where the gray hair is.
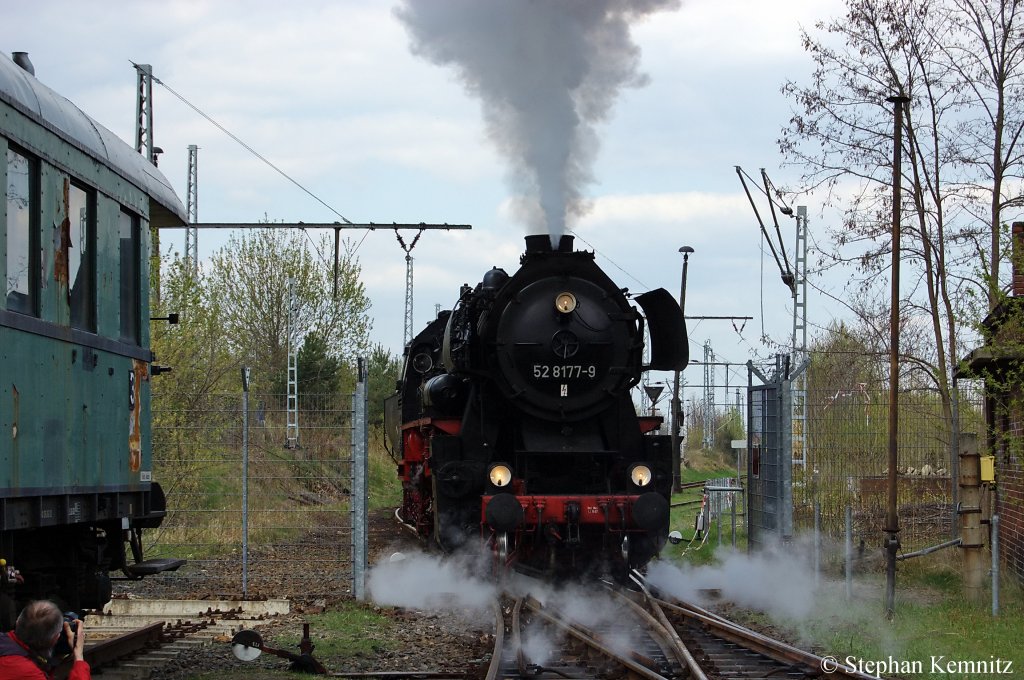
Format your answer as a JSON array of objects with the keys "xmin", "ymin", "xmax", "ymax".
[{"xmin": 15, "ymin": 601, "xmax": 63, "ymax": 652}]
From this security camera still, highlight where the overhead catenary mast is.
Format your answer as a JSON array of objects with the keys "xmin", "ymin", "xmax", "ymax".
[
  {"xmin": 185, "ymin": 145, "xmax": 199, "ymax": 278},
  {"xmin": 134, "ymin": 63, "xmax": 162, "ymax": 306},
  {"xmin": 703, "ymin": 341, "xmax": 715, "ymax": 450},
  {"xmin": 791, "ymin": 206, "xmax": 809, "ymax": 466},
  {"xmin": 735, "ymin": 166, "xmax": 809, "ymax": 465},
  {"xmin": 128, "ymin": 62, "xmax": 471, "ymax": 452},
  {"xmin": 133, "ymin": 63, "xmax": 155, "ymax": 164},
  {"xmin": 395, "ymin": 228, "xmax": 425, "ymax": 348}
]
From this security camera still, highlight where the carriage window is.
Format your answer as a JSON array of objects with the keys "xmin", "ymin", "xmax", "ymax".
[
  {"xmin": 68, "ymin": 182, "xmax": 95, "ymax": 331},
  {"xmin": 6, "ymin": 148, "xmax": 38, "ymax": 315},
  {"xmin": 119, "ymin": 210, "xmax": 140, "ymax": 342}
]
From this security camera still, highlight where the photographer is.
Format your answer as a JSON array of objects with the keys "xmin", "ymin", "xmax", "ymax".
[{"xmin": 0, "ymin": 601, "xmax": 90, "ymax": 679}]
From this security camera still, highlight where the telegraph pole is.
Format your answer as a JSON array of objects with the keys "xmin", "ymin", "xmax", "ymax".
[
  {"xmin": 885, "ymin": 93, "xmax": 910, "ymax": 619},
  {"xmin": 670, "ymin": 246, "xmax": 693, "ymax": 492}
]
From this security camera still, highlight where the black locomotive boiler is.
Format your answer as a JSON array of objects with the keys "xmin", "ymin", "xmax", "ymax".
[{"xmin": 387, "ymin": 234, "xmax": 688, "ymax": 579}]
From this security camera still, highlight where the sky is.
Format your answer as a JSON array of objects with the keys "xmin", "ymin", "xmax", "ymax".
[{"xmin": 3, "ymin": 0, "xmax": 851, "ymax": 410}]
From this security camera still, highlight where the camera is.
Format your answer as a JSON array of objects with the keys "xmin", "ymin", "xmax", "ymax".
[{"xmin": 53, "ymin": 612, "xmax": 80, "ymax": 658}]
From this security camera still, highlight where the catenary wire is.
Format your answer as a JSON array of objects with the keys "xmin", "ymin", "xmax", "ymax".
[{"xmin": 140, "ymin": 66, "xmax": 358, "ymax": 267}]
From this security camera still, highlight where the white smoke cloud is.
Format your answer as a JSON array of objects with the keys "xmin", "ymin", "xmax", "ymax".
[
  {"xmin": 367, "ymin": 550, "xmax": 497, "ymax": 611},
  {"xmin": 396, "ymin": 0, "xmax": 681, "ymax": 243},
  {"xmin": 646, "ymin": 543, "xmax": 818, "ymax": 621}
]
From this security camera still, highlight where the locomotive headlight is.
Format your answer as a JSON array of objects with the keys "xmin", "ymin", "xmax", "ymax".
[
  {"xmin": 554, "ymin": 292, "xmax": 577, "ymax": 314},
  {"xmin": 488, "ymin": 464, "xmax": 513, "ymax": 488},
  {"xmin": 629, "ymin": 464, "xmax": 653, "ymax": 488}
]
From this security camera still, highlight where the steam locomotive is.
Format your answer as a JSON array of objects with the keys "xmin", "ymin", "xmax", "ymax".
[{"xmin": 386, "ymin": 234, "xmax": 688, "ymax": 579}]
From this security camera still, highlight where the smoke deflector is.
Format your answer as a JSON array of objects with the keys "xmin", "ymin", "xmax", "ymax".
[{"xmin": 635, "ymin": 288, "xmax": 688, "ymax": 371}]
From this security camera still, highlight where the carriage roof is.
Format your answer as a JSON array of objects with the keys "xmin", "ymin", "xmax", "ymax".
[{"xmin": 0, "ymin": 53, "xmax": 187, "ymax": 227}]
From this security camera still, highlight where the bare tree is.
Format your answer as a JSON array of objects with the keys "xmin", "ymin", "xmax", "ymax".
[
  {"xmin": 780, "ymin": 0, "xmax": 1024, "ymax": 431},
  {"xmin": 938, "ymin": 0, "xmax": 1024, "ymax": 306}
]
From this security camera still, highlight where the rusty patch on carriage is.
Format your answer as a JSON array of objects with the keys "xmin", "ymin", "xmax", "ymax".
[
  {"xmin": 54, "ymin": 179, "xmax": 71, "ymax": 287},
  {"xmin": 128, "ymin": 360, "xmax": 149, "ymax": 473}
]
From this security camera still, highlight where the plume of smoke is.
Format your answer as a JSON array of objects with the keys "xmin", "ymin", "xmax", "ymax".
[
  {"xmin": 521, "ymin": 624, "xmax": 555, "ymax": 666},
  {"xmin": 367, "ymin": 549, "xmax": 497, "ymax": 611},
  {"xmin": 396, "ymin": 0, "xmax": 679, "ymax": 244},
  {"xmin": 646, "ymin": 542, "xmax": 819, "ymax": 621},
  {"xmin": 649, "ymin": 542, "xmax": 918, "ymax": 656},
  {"xmin": 509, "ymin": 579, "xmax": 642, "ymax": 664}
]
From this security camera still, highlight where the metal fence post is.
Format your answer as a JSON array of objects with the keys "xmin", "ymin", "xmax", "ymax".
[
  {"xmin": 731, "ymin": 489, "xmax": 737, "ymax": 548},
  {"xmin": 845, "ymin": 505, "xmax": 853, "ymax": 601},
  {"xmin": 992, "ymin": 514, "xmax": 1000, "ymax": 617},
  {"xmin": 951, "ymin": 380, "xmax": 960, "ymax": 540},
  {"xmin": 351, "ymin": 358, "xmax": 369, "ymax": 601},
  {"xmin": 716, "ymin": 499, "xmax": 722, "ymax": 547},
  {"xmin": 814, "ymin": 501, "xmax": 821, "ymax": 587},
  {"xmin": 780, "ymin": 370, "xmax": 793, "ymax": 539},
  {"xmin": 241, "ymin": 367, "xmax": 250, "ymax": 597}
]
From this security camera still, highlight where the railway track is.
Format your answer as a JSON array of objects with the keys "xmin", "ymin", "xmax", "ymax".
[
  {"xmin": 81, "ymin": 597, "xmax": 289, "ymax": 679},
  {"xmin": 635, "ymin": 574, "xmax": 879, "ymax": 680},
  {"xmin": 485, "ymin": 592, "xmax": 687, "ymax": 680},
  {"xmin": 480, "ymin": 575, "xmax": 879, "ymax": 680}
]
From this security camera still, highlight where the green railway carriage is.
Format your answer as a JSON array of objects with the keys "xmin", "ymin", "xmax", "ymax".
[{"xmin": 0, "ymin": 51, "xmax": 185, "ymax": 623}]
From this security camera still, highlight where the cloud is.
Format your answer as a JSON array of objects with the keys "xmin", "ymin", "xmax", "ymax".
[{"xmin": 583, "ymin": 191, "xmax": 749, "ymax": 226}]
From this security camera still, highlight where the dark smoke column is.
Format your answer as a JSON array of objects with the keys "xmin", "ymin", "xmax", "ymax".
[{"xmin": 395, "ymin": 0, "xmax": 679, "ymax": 243}]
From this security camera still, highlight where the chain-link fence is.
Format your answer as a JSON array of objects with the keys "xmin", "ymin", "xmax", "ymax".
[
  {"xmin": 140, "ymin": 389, "xmax": 360, "ymax": 600},
  {"xmin": 790, "ymin": 379, "xmax": 986, "ymax": 555}
]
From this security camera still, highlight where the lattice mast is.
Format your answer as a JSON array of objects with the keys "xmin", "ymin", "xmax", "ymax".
[
  {"xmin": 185, "ymin": 145, "xmax": 199, "ymax": 278},
  {"xmin": 133, "ymin": 63, "xmax": 154, "ymax": 163},
  {"xmin": 405, "ymin": 255, "xmax": 414, "ymax": 346},
  {"xmin": 285, "ymin": 276, "xmax": 300, "ymax": 449},
  {"xmin": 395, "ymin": 229, "xmax": 425, "ymax": 347},
  {"xmin": 792, "ymin": 206, "xmax": 809, "ymax": 465},
  {"xmin": 134, "ymin": 63, "xmax": 161, "ymax": 306},
  {"xmin": 703, "ymin": 341, "xmax": 716, "ymax": 449}
]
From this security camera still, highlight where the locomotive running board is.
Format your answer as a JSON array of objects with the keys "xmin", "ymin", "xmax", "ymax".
[{"xmin": 123, "ymin": 558, "xmax": 187, "ymax": 576}]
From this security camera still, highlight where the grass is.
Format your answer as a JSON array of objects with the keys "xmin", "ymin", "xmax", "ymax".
[
  {"xmin": 276, "ymin": 603, "xmax": 398, "ymax": 658},
  {"xmin": 368, "ymin": 430, "xmax": 403, "ymax": 509},
  {"xmin": 662, "ymin": 449, "xmax": 1024, "ymax": 679},
  {"xmin": 787, "ymin": 558, "xmax": 1024, "ymax": 679},
  {"xmin": 175, "ymin": 603, "xmax": 399, "ymax": 680},
  {"xmin": 172, "ymin": 445, "xmax": 1024, "ymax": 679},
  {"xmin": 151, "ymin": 428, "xmax": 399, "ymax": 562},
  {"xmin": 665, "ymin": 453, "xmax": 744, "ymax": 564}
]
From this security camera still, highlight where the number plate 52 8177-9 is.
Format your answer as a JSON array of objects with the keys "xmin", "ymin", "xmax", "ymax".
[{"xmin": 532, "ymin": 364, "xmax": 596, "ymax": 379}]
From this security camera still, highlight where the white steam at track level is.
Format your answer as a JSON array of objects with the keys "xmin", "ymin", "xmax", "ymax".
[
  {"xmin": 396, "ymin": 0, "xmax": 680, "ymax": 245},
  {"xmin": 368, "ymin": 550, "xmax": 498, "ymax": 611},
  {"xmin": 646, "ymin": 543, "xmax": 819, "ymax": 621},
  {"xmin": 368, "ymin": 550, "xmax": 646, "ymax": 660}
]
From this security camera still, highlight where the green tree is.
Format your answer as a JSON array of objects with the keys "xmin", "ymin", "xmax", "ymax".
[
  {"xmin": 151, "ymin": 254, "xmax": 235, "ymax": 411},
  {"xmin": 366, "ymin": 343, "xmax": 403, "ymax": 428},
  {"xmin": 204, "ymin": 229, "xmax": 371, "ymax": 392},
  {"xmin": 270, "ymin": 331, "xmax": 346, "ymax": 396}
]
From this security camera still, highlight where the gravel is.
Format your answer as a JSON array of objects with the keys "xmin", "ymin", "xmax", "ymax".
[{"xmin": 112, "ymin": 507, "xmax": 493, "ymax": 679}]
